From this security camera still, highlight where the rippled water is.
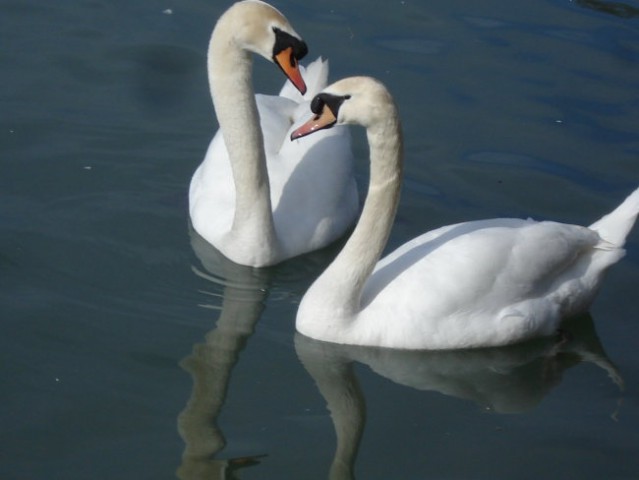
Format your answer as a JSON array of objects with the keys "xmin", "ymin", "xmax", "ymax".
[{"xmin": 2, "ymin": 0, "xmax": 639, "ymax": 478}]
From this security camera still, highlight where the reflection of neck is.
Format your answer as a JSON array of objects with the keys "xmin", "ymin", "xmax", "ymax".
[
  {"xmin": 177, "ymin": 285, "xmax": 267, "ymax": 478},
  {"xmin": 327, "ymin": 362, "xmax": 366, "ymax": 480},
  {"xmin": 208, "ymin": 17, "xmax": 278, "ymax": 262},
  {"xmin": 296, "ymin": 338, "xmax": 366, "ymax": 480}
]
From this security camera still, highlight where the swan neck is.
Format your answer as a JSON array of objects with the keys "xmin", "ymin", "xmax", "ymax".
[
  {"xmin": 315, "ymin": 115, "xmax": 403, "ymax": 316},
  {"xmin": 207, "ymin": 14, "xmax": 278, "ymax": 253}
]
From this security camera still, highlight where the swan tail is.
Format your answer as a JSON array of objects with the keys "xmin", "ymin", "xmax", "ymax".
[
  {"xmin": 278, "ymin": 57, "xmax": 329, "ymax": 102},
  {"xmin": 589, "ymin": 186, "xmax": 639, "ymax": 248}
]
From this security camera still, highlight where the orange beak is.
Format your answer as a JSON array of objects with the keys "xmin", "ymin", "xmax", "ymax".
[
  {"xmin": 274, "ymin": 47, "xmax": 307, "ymax": 95},
  {"xmin": 290, "ymin": 105, "xmax": 338, "ymax": 140}
]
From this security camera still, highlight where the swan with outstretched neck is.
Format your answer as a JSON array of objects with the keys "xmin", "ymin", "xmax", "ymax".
[
  {"xmin": 291, "ymin": 76, "xmax": 639, "ymax": 350},
  {"xmin": 189, "ymin": 0, "xmax": 358, "ymax": 267}
]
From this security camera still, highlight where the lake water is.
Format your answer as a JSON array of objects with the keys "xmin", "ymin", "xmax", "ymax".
[{"xmin": 2, "ymin": 0, "xmax": 639, "ymax": 478}]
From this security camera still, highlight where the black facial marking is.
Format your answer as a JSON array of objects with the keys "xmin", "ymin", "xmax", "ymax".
[
  {"xmin": 310, "ymin": 95, "xmax": 326, "ymax": 115},
  {"xmin": 311, "ymin": 93, "xmax": 351, "ymax": 117},
  {"xmin": 272, "ymin": 27, "xmax": 308, "ymax": 62}
]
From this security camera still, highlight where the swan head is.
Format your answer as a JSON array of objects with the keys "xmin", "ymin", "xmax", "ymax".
[
  {"xmin": 290, "ymin": 77, "xmax": 395, "ymax": 139},
  {"xmin": 219, "ymin": 0, "xmax": 308, "ymax": 94}
]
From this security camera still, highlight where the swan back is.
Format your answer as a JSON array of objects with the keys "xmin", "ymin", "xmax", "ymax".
[{"xmin": 278, "ymin": 57, "xmax": 330, "ymax": 102}]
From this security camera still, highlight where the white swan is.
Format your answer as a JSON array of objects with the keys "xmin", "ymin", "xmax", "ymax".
[
  {"xmin": 291, "ymin": 76, "xmax": 639, "ymax": 350},
  {"xmin": 189, "ymin": 0, "xmax": 358, "ymax": 267}
]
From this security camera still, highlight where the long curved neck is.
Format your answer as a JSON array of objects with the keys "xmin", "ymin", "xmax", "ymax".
[
  {"xmin": 314, "ymin": 114, "xmax": 403, "ymax": 317},
  {"xmin": 207, "ymin": 15, "xmax": 278, "ymax": 256}
]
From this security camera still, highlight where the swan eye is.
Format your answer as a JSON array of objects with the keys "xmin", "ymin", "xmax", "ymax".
[
  {"xmin": 310, "ymin": 95, "xmax": 325, "ymax": 115},
  {"xmin": 272, "ymin": 27, "xmax": 308, "ymax": 62},
  {"xmin": 311, "ymin": 93, "xmax": 350, "ymax": 117}
]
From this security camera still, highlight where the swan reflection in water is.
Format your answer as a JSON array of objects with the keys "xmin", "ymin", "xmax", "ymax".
[
  {"xmin": 176, "ymin": 229, "xmax": 622, "ymax": 480},
  {"xmin": 295, "ymin": 315, "xmax": 622, "ymax": 480},
  {"xmin": 176, "ymin": 227, "xmax": 339, "ymax": 479},
  {"xmin": 176, "ymin": 229, "xmax": 271, "ymax": 479},
  {"xmin": 575, "ymin": 0, "xmax": 639, "ymax": 18}
]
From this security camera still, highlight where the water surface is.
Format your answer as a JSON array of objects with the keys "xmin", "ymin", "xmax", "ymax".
[{"xmin": 2, "ymin": 0, "xmax": 639, "ymax": 478}]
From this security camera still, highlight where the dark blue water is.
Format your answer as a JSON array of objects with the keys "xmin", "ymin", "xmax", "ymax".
[{"xmin": 2, "ymin": 0, "xmax": 639, "ymax": 478}]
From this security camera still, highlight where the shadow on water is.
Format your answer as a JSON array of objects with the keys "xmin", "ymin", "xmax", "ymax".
[
  {"xmin": 295, "ymin": 314, "xmax": 622, "ymax": 480},
  {"xmin": 575, "ymin": 0, "xmax": 639, "ymax": 18}
]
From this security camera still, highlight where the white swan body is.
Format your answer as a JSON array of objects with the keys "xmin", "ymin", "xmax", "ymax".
[
  {"xmin": 292, "ymin": 76, "xmax": 639, "ymax": 350},
  {"xmin": 189, "ymin": 1, "xmax": 358, "ymax": 267}
]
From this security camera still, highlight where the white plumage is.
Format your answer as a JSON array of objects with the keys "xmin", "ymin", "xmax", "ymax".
[
  {"xmin": 189, "ymin": 1, "xmax": 357, "ymax": 267},
  {"xmin": 293, "ymin": 76, "xmax": 639, "ymax": 350}
]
